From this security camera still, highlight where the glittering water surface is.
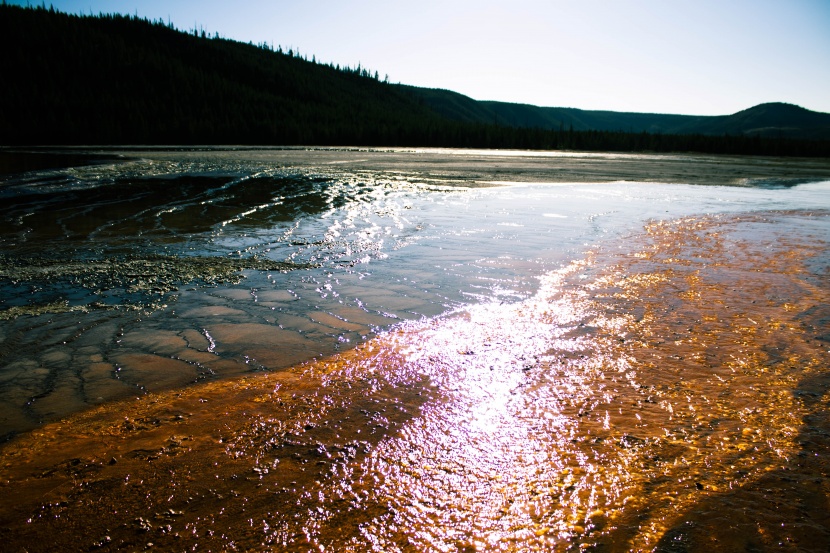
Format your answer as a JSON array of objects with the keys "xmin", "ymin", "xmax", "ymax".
[{"xmin": 0, "ymin": 148, "xmax": 829, "ymax": 551}]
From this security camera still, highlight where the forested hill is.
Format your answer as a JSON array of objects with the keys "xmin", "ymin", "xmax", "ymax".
[
  {"xmin": 0, "ymin": 4, "xmax": 453, "ymax": 145},
  {"xmin": 1, "ymin": 4, "xmax": 829, "ymax": 156},
  {"xmin": 403, "ymin": 87, "xmax": 830, "ymax": 141}
]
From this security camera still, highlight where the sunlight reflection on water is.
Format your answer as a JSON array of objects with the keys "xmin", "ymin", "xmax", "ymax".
[
  {"xmin": 0, "ymin": 149, "xmax": 829, "ymax": 551},
  {"xmin": 0, "ymin": 210, "xmax": 827, "ymax": 552},
  {"xmin": 314, "ymin": 212, "xmax": 830, "ymax": 552},
  {"xmin": 0, "ymin": 151, "xmax": 828, "ymax": 437}
]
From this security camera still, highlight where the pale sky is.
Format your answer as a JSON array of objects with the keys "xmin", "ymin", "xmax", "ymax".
[{"xmin": 12, "ymin": 0, "xmax": 830, "ymax": 115}]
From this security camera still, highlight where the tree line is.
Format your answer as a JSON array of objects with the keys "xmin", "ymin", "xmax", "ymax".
[{"xmin": 0, "ymin": 4, "xmax": 827, "ymax": 157}]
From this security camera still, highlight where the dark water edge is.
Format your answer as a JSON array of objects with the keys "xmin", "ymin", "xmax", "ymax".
[{"xmin": 0, "ymin": 148, "xmax": 128, "ymax": 176}]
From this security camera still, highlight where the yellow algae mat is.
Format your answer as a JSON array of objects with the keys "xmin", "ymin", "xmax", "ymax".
[{"xmin": 1, "ymin": 211, "xmax": 828, "ymax": 552}]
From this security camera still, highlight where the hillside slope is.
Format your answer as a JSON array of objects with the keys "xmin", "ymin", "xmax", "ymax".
[
  {"xmin": 404, "ymin": 87, "xmax": 830, "ymax": 141},
  {"xmin": 1, "ymin": 4, "xmax": 828, "ymax": 155},
  {"xmin": 0, "ymin": 5, "xmax": 453, "ymax": 145},
  {"xmin": 688, "ymin": 103, "xmax": 830, "ymax": 140}
]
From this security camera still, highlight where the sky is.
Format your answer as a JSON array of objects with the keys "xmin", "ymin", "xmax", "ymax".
[{"xmin": 10, "ymin": 0, "xmax": 830, "ymax": 115}]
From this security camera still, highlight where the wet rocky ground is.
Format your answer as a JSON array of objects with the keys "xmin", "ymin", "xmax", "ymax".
[
  {"xmin": 0, "ymin": 210, "xmax": 827, "ymax": 552},
  {"xmin": 1, "ymin": 148, "xmax": 829, "ymax": 551},
  {"xmin": 0, "ymin": 253, "xmax": 308, "ymax": 319}
]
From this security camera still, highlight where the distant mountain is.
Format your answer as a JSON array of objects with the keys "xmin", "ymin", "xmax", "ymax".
[
  {"xmin": 689, "ymin": 103, "xmax": 830, "ymax": 140},
  {"xmin": 401, "ymin": 86, "xmax": 830, "ymax": 141},
  {"xmin": 1, "ymin": 4, "xmax": 828, "ymax": 156}
]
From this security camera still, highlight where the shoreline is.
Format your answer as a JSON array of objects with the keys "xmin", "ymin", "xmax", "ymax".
[
  {"xmin": 0, "ymin": 210, "xmax": 827, "ymax": 551},
  {"xmin": 3, "ymin": 146, "xmax": 830, "ymax": 187}
]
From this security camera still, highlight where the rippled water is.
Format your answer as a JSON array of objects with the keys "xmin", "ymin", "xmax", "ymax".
[{"xmin": 0, "ymin": 148, "xmax": 829, "ymax": 551}]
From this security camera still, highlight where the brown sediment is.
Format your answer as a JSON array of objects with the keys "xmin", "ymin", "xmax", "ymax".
[
  {"xmin": 0, "ymin": 348, "xmax": 434, "ymax": 552},
  {"xmin": 581, "ymin": 211, "xmax": 830, "ymax": 551},
  {"xmin": 0, "ymin": 211, "xmax": 827, "ymax": 552}
]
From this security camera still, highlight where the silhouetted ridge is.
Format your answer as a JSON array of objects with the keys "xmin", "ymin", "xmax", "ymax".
[
  {"xmin": 405, "ymin": 90, "xmax": 830, "ymax": 141},
  {"xmin": 1, "ymin": 4, "xmax": 828, "ymax": 156},
  {"xmin": 0, "ymin": 4, "xmax": 450, "ymax": 146},
  {"xmin": 714, "ymin": 103, "xmax": 830, "ymax": 140}
]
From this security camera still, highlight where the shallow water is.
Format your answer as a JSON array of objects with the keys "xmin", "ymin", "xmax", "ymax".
[
  {"xmin": 2, "ymin": 147, "xmax": 829, "ymax": 438},
  {"xmin": 0, "ymin": 148, "xmax": 829, "ymax": 551}
]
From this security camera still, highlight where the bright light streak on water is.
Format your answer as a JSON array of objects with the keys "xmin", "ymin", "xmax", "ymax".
[
  {"xmin": 0, "ymin": 149, "xmax": 828, "ymax": 437},
  {"xmin": 0, "ymin": 148, "xmax": 829, "ymax": 551}
]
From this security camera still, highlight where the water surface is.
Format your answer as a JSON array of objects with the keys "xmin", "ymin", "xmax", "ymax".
[{"xmin": 0, "ymin": 148, "xmax": 829, "ymax": 551}]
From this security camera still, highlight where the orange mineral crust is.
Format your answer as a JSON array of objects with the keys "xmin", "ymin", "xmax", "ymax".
[{"xmin": 0, "ymin": 211, "xmax": 827, "ymax": 552}]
